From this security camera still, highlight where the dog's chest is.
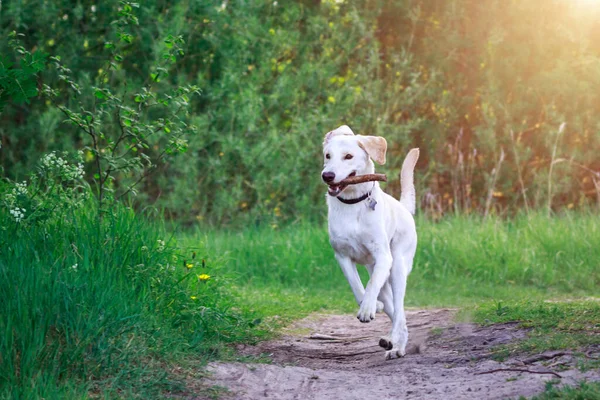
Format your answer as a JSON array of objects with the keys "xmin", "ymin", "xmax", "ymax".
[{"xmin": 328, "ymin": 211, "xmax": 377, "ymax": 265}]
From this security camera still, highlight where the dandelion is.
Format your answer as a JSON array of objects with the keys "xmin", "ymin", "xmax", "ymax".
[
  {"xmin": 197, "ymin": 274, "xmax": 210, "ymax": 282},
  {"xmin": 186, "ymin": 263, "xmax": 194, "ymax": 269}
]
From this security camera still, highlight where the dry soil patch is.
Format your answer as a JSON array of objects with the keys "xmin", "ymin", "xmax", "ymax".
[{"xmin": 202, "ymin": 309, "xmax": 599, "ymax": 399}]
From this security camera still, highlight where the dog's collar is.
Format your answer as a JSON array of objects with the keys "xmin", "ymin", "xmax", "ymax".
[{"xmin": 337, "ymin": 191, "xmax": 371, "ymax": 205}]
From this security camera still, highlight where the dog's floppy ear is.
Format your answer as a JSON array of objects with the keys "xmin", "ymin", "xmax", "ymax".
[
  {"xmin": 357, "ymin": 135, "xmax": 387, "ymax": 165},
  {"xmin": 323, "ymin": 125, "xmax": 355, "ymax": 145}
]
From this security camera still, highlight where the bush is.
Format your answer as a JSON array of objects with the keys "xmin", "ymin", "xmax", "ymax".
[{"xmin": 2, "ymin": 0, "xmax": 600, "ymax": 225}]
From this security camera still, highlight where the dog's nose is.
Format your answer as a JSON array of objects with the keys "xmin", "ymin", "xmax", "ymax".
[{"xmin": 322, "ymin": 171, "xmax": 336, "ymax": 183}]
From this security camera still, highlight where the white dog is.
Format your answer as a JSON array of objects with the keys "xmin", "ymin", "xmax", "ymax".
[{"xmin": 321, "ymin": 125, "xmax": 419, "ymax": 360}]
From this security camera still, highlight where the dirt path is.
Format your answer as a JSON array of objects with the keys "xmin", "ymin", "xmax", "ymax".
[{"xmin": 203, "ymin": 309, "xmax": 599, "ymax": 399}]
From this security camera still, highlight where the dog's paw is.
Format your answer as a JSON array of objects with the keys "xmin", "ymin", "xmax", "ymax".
[
  {"xmin": 385, "ymin": 347, "xmax": 406, "ymax": 361},
  {"xmin": 376, "ymin": 300, "xmax": 384, "ymax": 313},
  {"xmin": 378, "ymin": 336, "xmax": 393, "ymax": 350},
  {"xmin": 356, "ymin": 300, "xmax": 377, "ymax": 323}
]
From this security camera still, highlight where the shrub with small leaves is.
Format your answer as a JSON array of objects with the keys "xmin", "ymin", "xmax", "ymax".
[{"xmin": 39, "ymin": 1, "xmax": 199, "ymax": 212}]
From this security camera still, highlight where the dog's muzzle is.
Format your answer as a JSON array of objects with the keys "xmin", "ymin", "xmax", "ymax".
[{"xmin": 322, "ymin": 171, "xmax": 356, "ymax": 197}]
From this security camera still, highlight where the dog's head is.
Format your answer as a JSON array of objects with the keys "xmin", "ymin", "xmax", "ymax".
[{"xmin": 321, "ymin": 125, "xmax": 387, "ymax": 197}]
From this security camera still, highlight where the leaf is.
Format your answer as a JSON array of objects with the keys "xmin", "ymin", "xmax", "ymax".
[{"xmin": 94, "ymin": 90, "xmax": 106, "ymax": 99}]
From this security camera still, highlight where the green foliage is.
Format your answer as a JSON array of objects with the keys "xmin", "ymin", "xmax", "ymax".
[
  {"xmin": 0, "ymin": 187, "xmax": 262, "ymax": 398},
  {"xmin": 0, "ymin": 32, "xmax": 47, "ymax": 112},
  {"xmin": 2, "ymin": 151, "xmax": 88, "ymax": 225},
  {"xmin": 3, "ymin": 1, "xmax": 599, "ymax": 224}
]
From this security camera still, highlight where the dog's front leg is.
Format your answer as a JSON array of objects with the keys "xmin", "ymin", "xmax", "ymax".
[
  {"xmin": 334, "ymin": 253, "xmax": 365, "ymax": 305},
  {"xmin": 357, "ymin": 251, "xmax": 392, "ymax": 322}
]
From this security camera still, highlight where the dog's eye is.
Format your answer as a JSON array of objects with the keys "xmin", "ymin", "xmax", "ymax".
[
  {"xmin": 344, "ymin": 154, "xmax": 353, "ymax": 160},
  {"xmin": 325, "ymin": 154, "xmax": 330, "ymax": 159}
]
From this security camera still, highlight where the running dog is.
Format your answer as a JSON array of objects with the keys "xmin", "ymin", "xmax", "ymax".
[{"xmin": 321, "ymin": 125, "xmax": 419, "ymax": 360}]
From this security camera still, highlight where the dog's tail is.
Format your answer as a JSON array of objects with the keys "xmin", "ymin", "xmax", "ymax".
[{"xmin": 400, "ymin": 148, "xmax": 420, "ymax": 215}]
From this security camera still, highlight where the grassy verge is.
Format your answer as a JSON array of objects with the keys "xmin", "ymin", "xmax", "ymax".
[
  {"xmin": 184, "ymin": 212, "xmax": 600, "ymax": 319},
  {"xmin": 471, "ymin": 300, "xmax": 600, "ymax": 365},
  {"xmin": 530, "ymin": 381, "xmax": 600, "ymax": 399},
  {"xmin": 0, "ymin": 205, "xmax": 265, "ymax": 399}
]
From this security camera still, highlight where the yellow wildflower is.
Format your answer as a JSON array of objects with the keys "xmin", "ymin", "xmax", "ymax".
[
  {"xmin": 198, "ymin": 274, "xmax": 210, "ymax": 282},
  {"xmin": 190, "ymin": 296, "xmax": 197, "ymax": 300},
  {"xmin": 186, "ymin": 263, "xmax": 194, "ymax": 269},
  {"xmin": 328, "ymin": 96, "xmax": 336, "ymax": 103}
]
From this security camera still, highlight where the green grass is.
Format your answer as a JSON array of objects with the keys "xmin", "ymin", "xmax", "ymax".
[
  {"xmin": 471, "ymin": 300, "xmax": 600, "ymax": 362},
  {"xmin": 529, "ymin": 380, "xmax": 600, "ymax": 399},
  {"xmin": 184, "ymin": 212, "xmax": 600, "ymax": 319},
  {"xmin": 0, "ymin": 205, "xmax": 264, "ymax": 399},
  {"xmin": 4, "ymin": 207, "xmax": 600, "ymax": 398}
]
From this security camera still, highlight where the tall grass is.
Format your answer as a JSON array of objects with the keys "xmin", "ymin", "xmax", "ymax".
[
  {"xmin": 0, "ymin": 205, "xmax": 260, "ymax": 399},
  {"xmin": 190, "ymin": 212, "xmax": 600, "ymax": 314}
]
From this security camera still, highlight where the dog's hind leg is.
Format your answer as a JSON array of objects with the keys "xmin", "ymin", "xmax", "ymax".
[
  {"xmin": 385, "ymin": 254, "xmax": 411, "ymax": 360},
  {"xmin": 378, "ymin": 282, "xmax": 394, "ymax": 319},
  {"xmin": 377, "ymin": 282, "xmax": 396, "ymax": 350},
  {"xmin": 365, "ymin": 264, "xmax": 387, "ymax": 314}
]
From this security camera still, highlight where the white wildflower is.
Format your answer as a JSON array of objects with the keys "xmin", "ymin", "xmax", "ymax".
[
  {"xmin": 14, "ymin": 181, "xmax": 28, "ymax": 195},
  {"xmin": 9, "ymin": 207, "xmax": 25, "ymax": 222},
  {"xmin": 157, "ymin": 239, "xmax": 165, "ymax": 252}
]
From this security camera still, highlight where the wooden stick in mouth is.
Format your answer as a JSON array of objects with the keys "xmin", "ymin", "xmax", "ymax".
[{"xmin": 340, "ymin": 173, "xmax": 387, "ymax": 185}]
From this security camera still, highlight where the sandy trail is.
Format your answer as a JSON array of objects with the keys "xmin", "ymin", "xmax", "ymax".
[{"xmin": 203, "ymin": 309, "xmax": 599, "ymax": 399}]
